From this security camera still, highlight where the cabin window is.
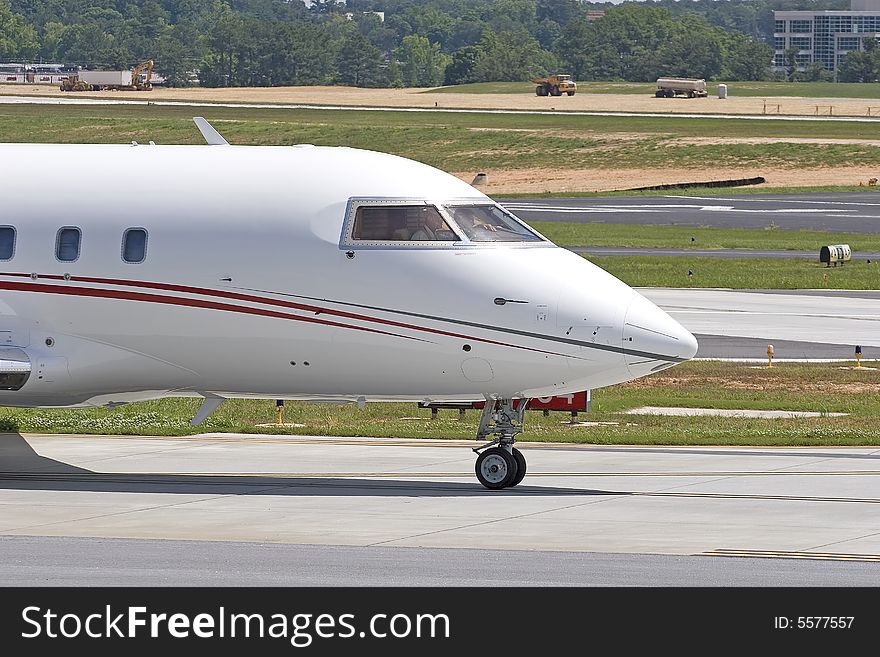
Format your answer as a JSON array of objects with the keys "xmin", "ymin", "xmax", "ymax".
[
  {"xmin": 443, "ymin": 204, "xmax": 543, "ymax": 242},
  {"xmin": 122, "ymin": 228, "xmax": 148, "ymax": 263},
  {"xmin": 0, "ymin": 226, "xmax": 15, "ymax": 260},
  {"xmin": 55, "ymin": 227, "xmax": 81, "ymax": 262},
  {"xmin": 351, "ymin": 205, "xmax": 458, "ymax": 243}
]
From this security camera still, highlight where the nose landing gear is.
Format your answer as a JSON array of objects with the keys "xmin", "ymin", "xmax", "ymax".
[
  {"xmin": 473, "ymin": 398, "xmax": 529, "ymax": 489},
  {"xmin": 475, "ymin": 447, "xmax": 515, "ymax": 489}
]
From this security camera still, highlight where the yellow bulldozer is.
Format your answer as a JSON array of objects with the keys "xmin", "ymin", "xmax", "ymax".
[
  {"xmin": 533, "ymin": 74, "xmax": 576, "ymax": 96},
  {"xmin": 58, "ymin": 75, "xmax": 91, "ymax": 92}
]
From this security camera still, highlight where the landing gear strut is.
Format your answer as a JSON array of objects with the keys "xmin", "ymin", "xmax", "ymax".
[{"xmin": 473, "ymin": 398, "xmax": 529, "ymax": 489}]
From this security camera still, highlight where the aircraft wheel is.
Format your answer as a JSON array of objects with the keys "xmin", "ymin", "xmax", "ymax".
[
  {"xmin": 475, "ymin": 447, "xmax": 517, "ymax": 490},
  {"xmin": 508, "ymin": 447, "xmax": 527, "ymax": 487}
]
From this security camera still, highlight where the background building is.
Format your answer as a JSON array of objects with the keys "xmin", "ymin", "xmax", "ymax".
[{"xmin": 774, "ymin": 0, "xmax": 880, "ymax": 77}]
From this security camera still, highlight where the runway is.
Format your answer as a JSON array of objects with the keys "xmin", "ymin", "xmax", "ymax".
[
  {"xmin": 642, "ymin": 287, "xmax": 880, "ymax": 359},
  {"xmin": 501, "ymin": 193, "xmax": 880, "ymax": 232},
  {"xmin": 1, "ymin": 432, "xmax": 879, "ymax": 585}
]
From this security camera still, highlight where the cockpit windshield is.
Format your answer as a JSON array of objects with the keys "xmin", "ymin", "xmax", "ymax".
[
  {"xmin": 443, "ymin": 204, "xmax": 544, "ymax": 242},
  {"xmin": 342, "ymin": 200, "xmax": 546, "ymax": 247},
  {"xmin": 352, "ymin": 205, "xmax": 457, "ymax": 242}
]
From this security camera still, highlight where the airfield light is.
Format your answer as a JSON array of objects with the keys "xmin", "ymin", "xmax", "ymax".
[
  {"xmin": 276, "ymin": 399, "xmax": 285, "ymax": 426},
  {"xmin": 767, "ymin": 344, "xmax": 774, "ymax": 368},
  {"xmin": 855, "ymin": 345, "xmax": 862, "ymax": 369}
]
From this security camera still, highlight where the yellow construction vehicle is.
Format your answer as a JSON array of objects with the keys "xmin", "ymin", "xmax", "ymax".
[
  {"xmin": 533, "ymin": 74, "xmax": 576, "ymax": 96},
  {"xmin": 59, "ymin": 60, "xmax": 153, "ymax": 91},
  {"xmin": 130, "ymin": 59, "xmax": 154, "ymax": 91},
  {"xmin": 59, "ymin": 74, "xmax": 92, "ymax": 92}
]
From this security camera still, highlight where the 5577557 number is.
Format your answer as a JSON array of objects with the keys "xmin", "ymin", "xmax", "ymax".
[{"xmin": 774, "ymin": 617, "xmax": 854, "ymax": 629}]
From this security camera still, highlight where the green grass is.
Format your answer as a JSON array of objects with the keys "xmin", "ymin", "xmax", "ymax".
[
  {"xmin": 704, "ymin": 81, "xmax": 880, "ymax": 99},
  {"xmin": 2, "ymin": 103, "xmax": 879, "ymax": 174},
  {"xmin": 1, "ymin": 102, "xmax": 879, "ymax": 140},
  {"xmin": 533, "ymin": 222, "xmax": 880, "ymax": 251},
  {"xmin": 591, "ymin": 255, "xmax": 880, "ymax": 289},
  {"xmin": 429, "ymin": 80, "xmax": 880, "ymax": 99},
  {"xmin": 2, "ymin": 362, "xmax": 877, "ymax": 445}
]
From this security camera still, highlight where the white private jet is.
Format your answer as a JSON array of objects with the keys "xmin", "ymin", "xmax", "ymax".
[{"xmin": 0, "ymin": 118, "xmax": 697, "ymax": 489}]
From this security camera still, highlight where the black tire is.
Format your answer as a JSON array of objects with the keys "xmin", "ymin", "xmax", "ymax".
[
  {"xmin": 550, "ymin": 87, "xmax": 562, "ymax": 96},
  {"xmin": 475, "ymin": 447, "xmax": 517, "ymax": 490},
  {"xmin": 566, "ymin": 91, "xmax": 574, "ymax": 96},
  {"xmin": 509, "ymin": 448, "xmax": 527, "ymax": 487},
  {"xmin": 655, "ymin": 90, "xmax": 665, "ymax": 98}
]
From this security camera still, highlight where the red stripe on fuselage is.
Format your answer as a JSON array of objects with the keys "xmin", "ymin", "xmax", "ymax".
[
  {"xmin": 0, "ymin": 273, "xmax": 572, "ymax": 358},
  {"xmin": 0, "ymin": 280, "xmax": 425, "ymax": 342}
]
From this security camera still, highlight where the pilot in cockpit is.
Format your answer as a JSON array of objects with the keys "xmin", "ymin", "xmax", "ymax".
[
  {"xmin": 410, "ymin": 211, "xmax": 456, "ymax": 241},
  {"xmin": 454, "ymin": 207, "xmax": 498, "ymax": 237}
]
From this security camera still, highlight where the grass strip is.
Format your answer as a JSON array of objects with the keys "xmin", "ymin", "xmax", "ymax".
[
  {"xmin": 1, "ymin": 362, "xmax": 877, "ymax": 445},
  {"xmin": 533, "ymin": 222, "xmax": 880, "ymax": 251},
  {"xmin": 590, "ymin": 255, "xmax": 880, "ymax": 289}
]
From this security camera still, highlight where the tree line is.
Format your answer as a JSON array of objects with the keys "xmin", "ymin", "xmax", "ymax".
[{"xmin": 0, "ymin": 0, "xmax": 872, "ymax": 87}]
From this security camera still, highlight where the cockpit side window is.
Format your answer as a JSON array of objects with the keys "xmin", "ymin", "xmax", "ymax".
[
  {"xmin": 444, "ymin": 204, "xmax": 544, "ymax": 242},
  {"xmin": 351, "ymin": 205, "xmax": 457, "ymax": 243}
]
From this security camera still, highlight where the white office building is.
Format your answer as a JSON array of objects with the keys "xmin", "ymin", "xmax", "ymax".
[{"xmin": 773, "ymin": 0, "xmax": 880, "ymax": 76}]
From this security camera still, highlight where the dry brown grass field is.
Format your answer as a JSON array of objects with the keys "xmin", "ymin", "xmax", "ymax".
[{"xmin": 4, "ymin": 84, "xmax": 880, "ymax": 193}]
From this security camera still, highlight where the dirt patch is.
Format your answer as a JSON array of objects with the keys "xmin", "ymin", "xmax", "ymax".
[
  {"xmin": 454, "ymin": 166, "xmax": 880, "ymax": 194},
  {"xmin": 5, "ymin": 84, "xmax": 880, "ymax": 118},
  {"xmin": 623, "ymin": 376, "xmax": 880, "ymax": 395},
  {"xmin": 467, "ymin": 128, "xmax": 650, "ymax": 141},
  {"xmin": 671, "ymin": 137, "xmax": 880, "ymax": 147}
]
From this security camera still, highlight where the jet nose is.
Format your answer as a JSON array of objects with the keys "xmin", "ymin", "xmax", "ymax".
[{"xmin": 623, "ymin": 292, "xmax": 698, "ymax": 374}]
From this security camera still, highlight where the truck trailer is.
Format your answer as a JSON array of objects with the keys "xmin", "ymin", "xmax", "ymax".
[
  {"xmin": 655, "ymin": 78, "xmax": 708, "ymax": 98},
  {"xmin": 78, "ymin": 70, "xmax": 133, "ymax": 87},
  {"xmin": 60, "ymin": 61, "xmax": 153, "ymax": 91}
]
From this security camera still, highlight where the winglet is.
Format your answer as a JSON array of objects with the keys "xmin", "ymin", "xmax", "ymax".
[{"xmin": 193, "ymin": 117, "xmax": 229, "ymax": 146}]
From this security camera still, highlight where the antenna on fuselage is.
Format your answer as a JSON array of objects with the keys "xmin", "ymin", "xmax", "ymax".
[{"xmin": 193, "ymin": 117, "xmax": 229, "ymax": 146}]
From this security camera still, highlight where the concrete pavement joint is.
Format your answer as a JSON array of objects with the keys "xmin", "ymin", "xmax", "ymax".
[
  {"xmin": 0, "ymin": 480, "xmax": 301, "ymax": 535},
  {"xmin": 68, "ymin": 442, "xmax": 217, "ymax": 468},
  {"xmin": 804, "ymin": 530, "xmax": 880, "ymax": 553},
  {"xmin": 364, "ymin": 493, "xmax": 631, "ymax": 547},
  {"xmin": 365, "ymin": 488, "xmax": 880, "ymax": 549}
]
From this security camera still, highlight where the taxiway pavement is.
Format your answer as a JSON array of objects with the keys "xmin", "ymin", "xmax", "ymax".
[
  {"xmin": 642, "ymin": 287, "xmax": 880, "ymax": 360},
  {"xmin": 501, "ymin": 193, "xmax": 880, "ymax": 232},
  {"xmin": 2, "ymin": 433, "xmax": 879, "ymax": 586}
]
